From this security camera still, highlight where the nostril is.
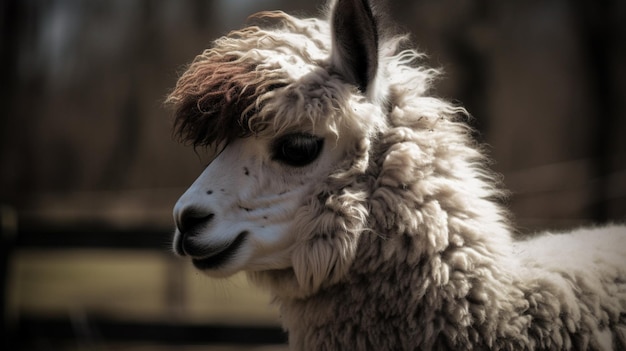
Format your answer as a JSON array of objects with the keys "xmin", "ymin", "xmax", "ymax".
[{"xmin": 177, "ymin": 208, "xmax": 214, "ymax": 234}]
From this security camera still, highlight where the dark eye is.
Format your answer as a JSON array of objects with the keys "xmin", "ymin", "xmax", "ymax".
[{"xmin": 272, "ymin": 133, "xmax": 324, "ymax": 167}]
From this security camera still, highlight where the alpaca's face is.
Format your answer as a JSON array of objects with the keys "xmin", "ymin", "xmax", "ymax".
[
  {"xmin": 172, "ymin": 127, "xmax": 348, "ymax": 277},
  {"xmin": 169, "ymin": 0, "xmax": 386, "ymax": 292}
]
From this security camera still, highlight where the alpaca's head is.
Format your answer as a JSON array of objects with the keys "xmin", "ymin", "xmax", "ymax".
[{"xmin": 168, "ymin": 0, "xmax": 453, "ymax": 297}]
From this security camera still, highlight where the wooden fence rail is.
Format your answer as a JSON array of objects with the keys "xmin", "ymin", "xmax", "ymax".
[{"xmin": 1, "ymin": 210, "xmax": 286, "ymax": 350}]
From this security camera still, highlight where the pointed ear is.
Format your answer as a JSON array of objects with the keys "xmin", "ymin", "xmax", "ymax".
[{"xmin": 330, "ymin": 0, "xmax": 379, "ymax": 93}]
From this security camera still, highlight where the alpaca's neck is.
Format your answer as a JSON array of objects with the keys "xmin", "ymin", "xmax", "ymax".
[{"xmin": 277, "ymin": 213, "xmax": 531, "ymax": 350}]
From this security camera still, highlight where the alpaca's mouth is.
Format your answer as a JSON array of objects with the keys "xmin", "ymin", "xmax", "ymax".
[{"xmin": 191, "ymin": 231, "xmax": 248, "ymax": 270}]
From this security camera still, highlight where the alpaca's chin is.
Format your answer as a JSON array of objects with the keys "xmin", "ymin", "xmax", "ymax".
[
  {"xmin": 195, "ymin": 264, "xmax": 241, "ymax": 278},
  {"xmin": 192, "ymin": 256, "xmax": 245, "ymax": 278}
]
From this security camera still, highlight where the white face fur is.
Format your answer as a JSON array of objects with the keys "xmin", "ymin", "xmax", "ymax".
[{"xmin": 172, "ymin": 128, "xmax": 348, "ymax": 277}]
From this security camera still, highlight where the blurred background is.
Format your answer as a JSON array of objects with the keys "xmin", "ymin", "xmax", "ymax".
[{"xmin": 1, "ymin": 0, "xmax": 625, "ymax": 350}]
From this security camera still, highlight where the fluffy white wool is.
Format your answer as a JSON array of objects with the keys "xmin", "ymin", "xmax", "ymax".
[{"xmin": 168, "ymin": 3, "xmax": 626, "ymax": 350}]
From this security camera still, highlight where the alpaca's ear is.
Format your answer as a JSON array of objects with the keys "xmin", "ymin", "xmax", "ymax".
[{"xmin": 330, "ymin": 0, "xmax": 379, "ymax": 94}]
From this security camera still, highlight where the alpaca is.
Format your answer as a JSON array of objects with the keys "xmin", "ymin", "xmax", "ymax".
[{"xmin": 166, "ymin": 0, "xmax": 626, "ymax": 349}]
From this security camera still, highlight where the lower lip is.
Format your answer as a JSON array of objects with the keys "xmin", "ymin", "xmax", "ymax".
[{"xmin": 191, "ymin": 231, "xmax": 248, "ymax": 270}]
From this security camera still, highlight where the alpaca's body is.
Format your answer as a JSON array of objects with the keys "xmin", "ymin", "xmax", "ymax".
[
  {"xmin": 281, "ymin": 225, "xmax": 626, "ymax": 350},
  {"xmin": 167, "ymin": 0, "xmax": 626, "ymax": 349}
]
